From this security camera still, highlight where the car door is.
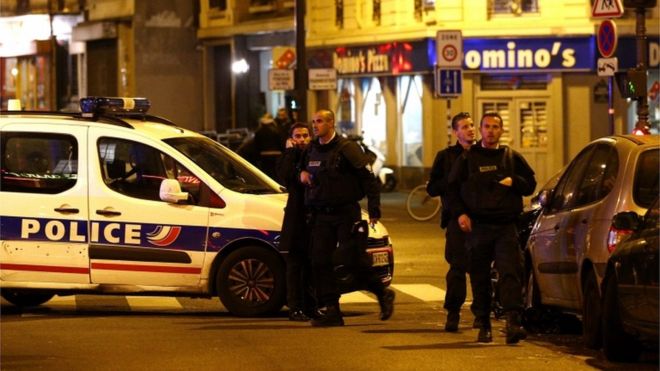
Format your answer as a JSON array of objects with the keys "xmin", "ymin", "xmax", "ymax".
[
  {"xmin": 87, "ymin": 128, "xmax": 210, "ymax": 287},
  {"xmin": 531, "ymin": 144, "xmax": 596, "ymax": 307},
  {"xmin": 0, "ymin": 123, "xmax": 90, "ymax": 284}
]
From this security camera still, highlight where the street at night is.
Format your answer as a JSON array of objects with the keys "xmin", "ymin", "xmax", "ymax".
[{"xmin": 2, "ymin": 193, "xmax": 657, "ymax": 370}]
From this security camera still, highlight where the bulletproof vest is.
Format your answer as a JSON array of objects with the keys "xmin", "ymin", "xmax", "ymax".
[{"xmin": 305, "ymin": 138, "xmax": 365, "ymax": 207}]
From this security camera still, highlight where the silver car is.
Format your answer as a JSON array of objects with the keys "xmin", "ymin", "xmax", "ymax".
[{"xmin": 525, "ymin": 135, "xmax": 659, "ymax": 348}]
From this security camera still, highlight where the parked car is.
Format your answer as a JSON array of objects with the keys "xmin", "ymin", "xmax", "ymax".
[
  {"xmin": 600, "ymin": 197, "xmax": 659, "ymax": 362},
  {"xmin": 524, "ymin": 135, "xmax": 659, "ymax": 347},
  {"xmin": 0, "ymin": 97, "xmax": 394, "ymax": 316}
]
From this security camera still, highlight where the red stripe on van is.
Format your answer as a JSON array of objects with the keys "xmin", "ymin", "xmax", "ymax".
[
  {"xmin": 91, "ymin": 262, "xmax": 201, "ymax": 274},
  {"xmin": 0, "ymin": 263, "xmax": 89, "ymax": 274}
]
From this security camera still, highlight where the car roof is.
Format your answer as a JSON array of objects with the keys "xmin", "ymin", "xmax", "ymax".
[
  {"xmin": 608, "ymin": 134, "xmax": 659, "ymax": 146},
  {"xmin": 0, "ymin": 111, "xmax": 201, "ymax": 141}
]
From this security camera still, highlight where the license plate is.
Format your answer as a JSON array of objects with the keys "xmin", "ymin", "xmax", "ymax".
[{"xmin": 372, "ymin": 251, "xmax": 389, "ymax": 267}]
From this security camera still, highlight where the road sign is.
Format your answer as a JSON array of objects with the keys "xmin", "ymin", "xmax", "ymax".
[
  {"xmin": 597, "ymin": 57, "xmax": 618, "ymax": 76},
  {"xmin": 308, "ymin": 68, "xmax": 337, "ymax": 90},
  {"xmin": 436, "ymin": 30, "xmax": 463, "ymax": 68},
  {"xmin": 597, "ymin": 20, "xmax": 618, "ymax": 58},
  {"xmin": 435, "ymin": 68, "xmax": 462, "ymax": 97},
  {"xmin": 268, "ymin": 69, "xmax": 294, "ymax": 90},
  {"xmin": 592, "ymin": 0, "xmax": 624, "ymax": 18}
]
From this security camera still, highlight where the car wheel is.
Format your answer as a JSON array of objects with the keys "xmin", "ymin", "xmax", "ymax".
[
  {"xmin": 582, "ymin": 273, "xmax": 602, "ymax": 349},
  {"xmin": 216, "ymin": 246, "xmax": 286, "ymax": 317},
  {"xmin": 1, "ymin": 290, "xmax": 54, "ymax": 307},
  {"xmin": 522, "ymin": 267, "xmax": 545, "ymax": 332},
  {"xmin": 602, "ymin": 275, "xmax": 641, "ymax": 362}
]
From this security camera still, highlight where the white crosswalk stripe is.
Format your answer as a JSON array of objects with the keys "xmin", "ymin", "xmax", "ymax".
[
  {"xmin": 125, "ymin": 296, "xmax": 183, "ymax": 311},
  {"xmin": 5, "ymin": 284, "xmax": 460, "ymax": 312}
]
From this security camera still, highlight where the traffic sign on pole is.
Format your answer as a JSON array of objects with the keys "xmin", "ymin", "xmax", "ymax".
[
  {"xmin": 436, "ymin": 30, "xmax": 463, "ymax": 68},
  {"xmin": 597, "ymin": 20, "xmax": 618, "ymax": 58},
  {"xmin": 592, "ymin": 0, "xmax": 624, "ymax": 18},
  {"xmin": 434, "ymin": 68, "xmax": 462, "ymax": 97}
]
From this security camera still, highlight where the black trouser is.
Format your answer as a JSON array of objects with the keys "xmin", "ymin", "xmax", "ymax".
[
  {"xmin": 467, "ymin": 222, "xmax": 523, "ymax": 321},
  {"xmin": 309, "ymin": 203, "xmax": 384, "ymax": 307},
  {"xmin": 443, "ymin": 218, "xmax": 468, "ymax": 312},
  {"xmin": 285, "ymin": 235, "xmax": 313, "ymax": 311}
]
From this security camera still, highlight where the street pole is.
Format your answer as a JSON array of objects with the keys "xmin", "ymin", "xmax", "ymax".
[
  {"xmin": 295, "ymin": 0, "xmax": 308, "ymax": 121},
  {"xmin": 633, "ymin": 5, "xmax": 649, "ymax": 132}
]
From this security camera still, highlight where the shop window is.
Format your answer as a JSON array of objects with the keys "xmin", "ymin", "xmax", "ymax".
[
  {"xmin": 336, "ymin": 0, "xmax": 344, "ymax": 28},
  {"xmin": 336, "ymin": 79, "xmax": 356, "ymax": 135},
  {"xmin": 519, "ymin": 101, "xmax": 548, "ymax": 148},
  {"xmin": 399, "ymin": 76, "xmax": 424, "ymax": 166},
  {"xmin": 209, "ymin": 0, "xmax": 227, "ymax": 11},
  {"xmin": 361, "ymin": 78, "xmax": 387, "ymax": 157},
  {"xmin": 1, "ymin": 133, "xmax": 78, "ymax": 194},
  {"xmin": 489, "ymin": 0, "xmax": 538, "ymax": 16}
]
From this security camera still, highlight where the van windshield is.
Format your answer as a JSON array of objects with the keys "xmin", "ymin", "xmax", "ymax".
[{"xmin": 164, "ymin": 136, "xmax": 283, "ymax": 195}]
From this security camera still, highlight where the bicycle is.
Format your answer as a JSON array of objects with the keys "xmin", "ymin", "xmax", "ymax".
[{"xmin": 406, "ymin": 184, "xmax": 442, "ymax": 221}]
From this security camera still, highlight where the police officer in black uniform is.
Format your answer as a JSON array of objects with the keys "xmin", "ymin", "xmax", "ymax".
[
  {"xmin": 448, "ymin": 112, "xmax": 536, "ymax": 344},
  {"xmin": 300, "ymin": 109, "xmax": 395, "ymax": 327},
  {"xmin": 426, "ymin": 112, "xmax": 476, "ymax": 332}
]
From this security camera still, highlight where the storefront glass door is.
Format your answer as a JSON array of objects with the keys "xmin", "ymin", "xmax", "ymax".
[{"xmin": 399, "ymin": 75, "xmax": 423, "ymax": 166}]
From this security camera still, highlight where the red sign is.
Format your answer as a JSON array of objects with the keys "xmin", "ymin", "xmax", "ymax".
[{"xmin": 597, "ymin": 20, "xmax": 618, "ymax": 58}]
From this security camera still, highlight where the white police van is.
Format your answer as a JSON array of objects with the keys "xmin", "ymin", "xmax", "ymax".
[{"xmin": 0, "ymin": 97, "xmax": 393, "ymax": 316}]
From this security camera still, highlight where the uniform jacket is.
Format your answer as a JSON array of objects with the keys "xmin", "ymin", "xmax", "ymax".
[
  {"xmin": 301, "ymin": 135, "xmax": 381, "ymax": 219},
  {"xmin": 427, "ymin": 142, "xmax": 466, "ymax": 228},
  {"xmin": 448, "ymin": 142, "xmax": 536, "ymax": 224}
]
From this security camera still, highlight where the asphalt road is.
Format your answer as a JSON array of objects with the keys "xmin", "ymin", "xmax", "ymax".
[{"xmin": 1, "ymin": 192, "xmax": 657, "ymax": 370}]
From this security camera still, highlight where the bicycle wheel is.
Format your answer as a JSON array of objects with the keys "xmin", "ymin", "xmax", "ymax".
[{"xmin": 406, "ymin": 184, "xmax": 442, "ymax": 221}]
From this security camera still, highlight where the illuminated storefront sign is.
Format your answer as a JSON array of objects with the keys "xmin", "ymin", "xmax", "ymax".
[
  {"xmin": 308, "ymin": 40, "xmax": 433, "ymax": 76},
  {"xmin": 310, "ymin": 36, "xmax": 658, "ymax": 76}
]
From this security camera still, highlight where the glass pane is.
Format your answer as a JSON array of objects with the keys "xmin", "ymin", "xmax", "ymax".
[
  {"xmin": 401, "ymin": 76, "xmax": 424, "ymax": 166},
  {"xmin": 362, "ymin": 77, "xmax": 387, "ymax": 157},
  {"xmin": 520, "ymin": 101, "xmax": 548, "ymax": 148},
  {"xmin": 337, "ymin": 79, "xmax": 356, "ymax": 135}
]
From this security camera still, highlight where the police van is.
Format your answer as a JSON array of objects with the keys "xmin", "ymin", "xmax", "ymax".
[{"xmin": 0, "ymin": 97, "xmax": 393, "ymax": 316}]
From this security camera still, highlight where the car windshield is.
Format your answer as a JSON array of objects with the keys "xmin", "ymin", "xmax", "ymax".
[{"xmin": 164, "ymin": 136, "xmax": 283, "ymax": 195}]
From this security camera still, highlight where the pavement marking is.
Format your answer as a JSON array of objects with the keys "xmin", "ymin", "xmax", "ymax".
[
  {"xmin": 339, "ymin": 291, "xmax": 377, "ymax": 303},
  {"xmin": 125, "ymin": 296, "xmax": 183, "ymax": 311},
  {"xmin": 46, "ymin": 295, "xmax": 77, "ymax": 308},
  {"xmin": 391, "ymin": 284, "xmax": 445, "ymax": 302}
]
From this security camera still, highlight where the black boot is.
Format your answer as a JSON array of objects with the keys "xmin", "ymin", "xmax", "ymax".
[
  {"xmin": 445, "ymin": 311, "xmax": 459, "ymax": 332},
  {"xmin": 310, "ymin": 305, "xmax": 344, "ymax": 327},
  {"xmin": 476, "ymin": 318, "xmax": 492, "ymax": 343},
  {"xmin": 378, "ymin": 288, "xmax": 395, "ymax": 321},
  {"xmin": 505, "ymin": 311, "xmax": 527, "ymax": 344}
]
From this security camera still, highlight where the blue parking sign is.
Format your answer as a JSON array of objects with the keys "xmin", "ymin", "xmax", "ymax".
[{"xmin": 435, "ymin": 68, "xmax": 462, "ymax": 97}]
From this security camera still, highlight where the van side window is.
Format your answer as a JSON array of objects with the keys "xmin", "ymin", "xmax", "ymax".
[
  {"xmin": 1, "ymin": 133, "xmax": 78, "ymax": 194},
  {"xmin": 98, "ymin": 138, "xmax": 202, "ymax": 203}
]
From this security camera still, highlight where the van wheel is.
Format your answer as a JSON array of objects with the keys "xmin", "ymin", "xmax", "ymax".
[
  {"xmin": 602, "ymin": 275, "xmax": 641, "ymax": 362},
  {"xmin": 1, "ymin": 290, "xmax": 54, "ymax": 307},
  {"xmin": 582, "ymin": 273, "xmax": 602, "ymax": 349},
  {"xmin": 216, "ymin": 246, "xmax": 286, "ymax": 317}
]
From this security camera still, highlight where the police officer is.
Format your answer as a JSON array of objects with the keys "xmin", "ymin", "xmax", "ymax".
[
  {"xmin": 277, "ymin": 122, "xmax": 313, "ymax": 321},
  {"xmin": 300, "ymin": 109, "xmax": 395, "ymax": 327},
  {"xmin": 426, "ymin": 112, "xmax": 475, "ymax": 332},
  {"xmin": 448, "ymin": 112, "xmax": 536, "ymax": 344}
]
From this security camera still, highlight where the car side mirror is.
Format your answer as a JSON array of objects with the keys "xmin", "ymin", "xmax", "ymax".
[
  {"xmin": 538, "ymin": 189, "xmax": 552, "ymax": 208},
  {"xmin": 160, "ymin": 179, "xmax": 189, "ymax": 204},
  {"xmin": 611, "ymin": 211, "xmax": 641, "ymax": 231}
]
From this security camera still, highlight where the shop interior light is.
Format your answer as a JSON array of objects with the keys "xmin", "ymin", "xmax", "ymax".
[
  {"xmin": 80, "ymin": 97, "xmax": 151, "ymax": 115},
  {"xmin": 232, "ymin": 59, "xmax": 249, "ymax": 74}
]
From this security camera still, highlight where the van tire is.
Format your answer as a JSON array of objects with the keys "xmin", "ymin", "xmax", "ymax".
[
  {"xmin": 216, "ymin": 246, "xmax": 286, "ymax": 317},
  {"xmin": 582, "ymin": 273, "xmax": 602, "ymax": 349},
  {"xmin": 1, "ymin": 290, "xmax": 54, "ymax": 307}
]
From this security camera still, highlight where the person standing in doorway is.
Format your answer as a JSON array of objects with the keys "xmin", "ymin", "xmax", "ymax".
[
  {"xmin": 426, "ymin": 112, "xmax": 476, "ymax": 332},
  {"xmin": 277, "ymin": 122, "xmax": 314, "ymax": 321},
  {"xmin": 254, "ymin": 113, "xmax": 284, "ymax": 181},
  {"xmin": 300, "ymin": 109, "xmax": 395, "ymax": 327},
  {"xmin": 448, "ymin": 112, "xmax": 536, "ymax": 344}
]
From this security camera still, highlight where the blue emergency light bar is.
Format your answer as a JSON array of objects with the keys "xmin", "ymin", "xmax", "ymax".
[{"xmin": 80, "ymin": 97, "xmax": 151, "ymax": 115}]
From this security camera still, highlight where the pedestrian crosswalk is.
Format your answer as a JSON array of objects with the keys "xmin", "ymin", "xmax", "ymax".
[{"xmin": 1, "ymin": 284, "xmax": 450, "ymax": 313}]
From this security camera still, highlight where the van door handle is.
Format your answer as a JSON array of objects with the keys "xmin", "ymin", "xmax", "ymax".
[
  {"xmin": 96, "ymin": 209, "xmax": 122, "ymax": 216},
  {"xmin": 54, "ymin": 207, "xmax": 79, "ymax": 214}
]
